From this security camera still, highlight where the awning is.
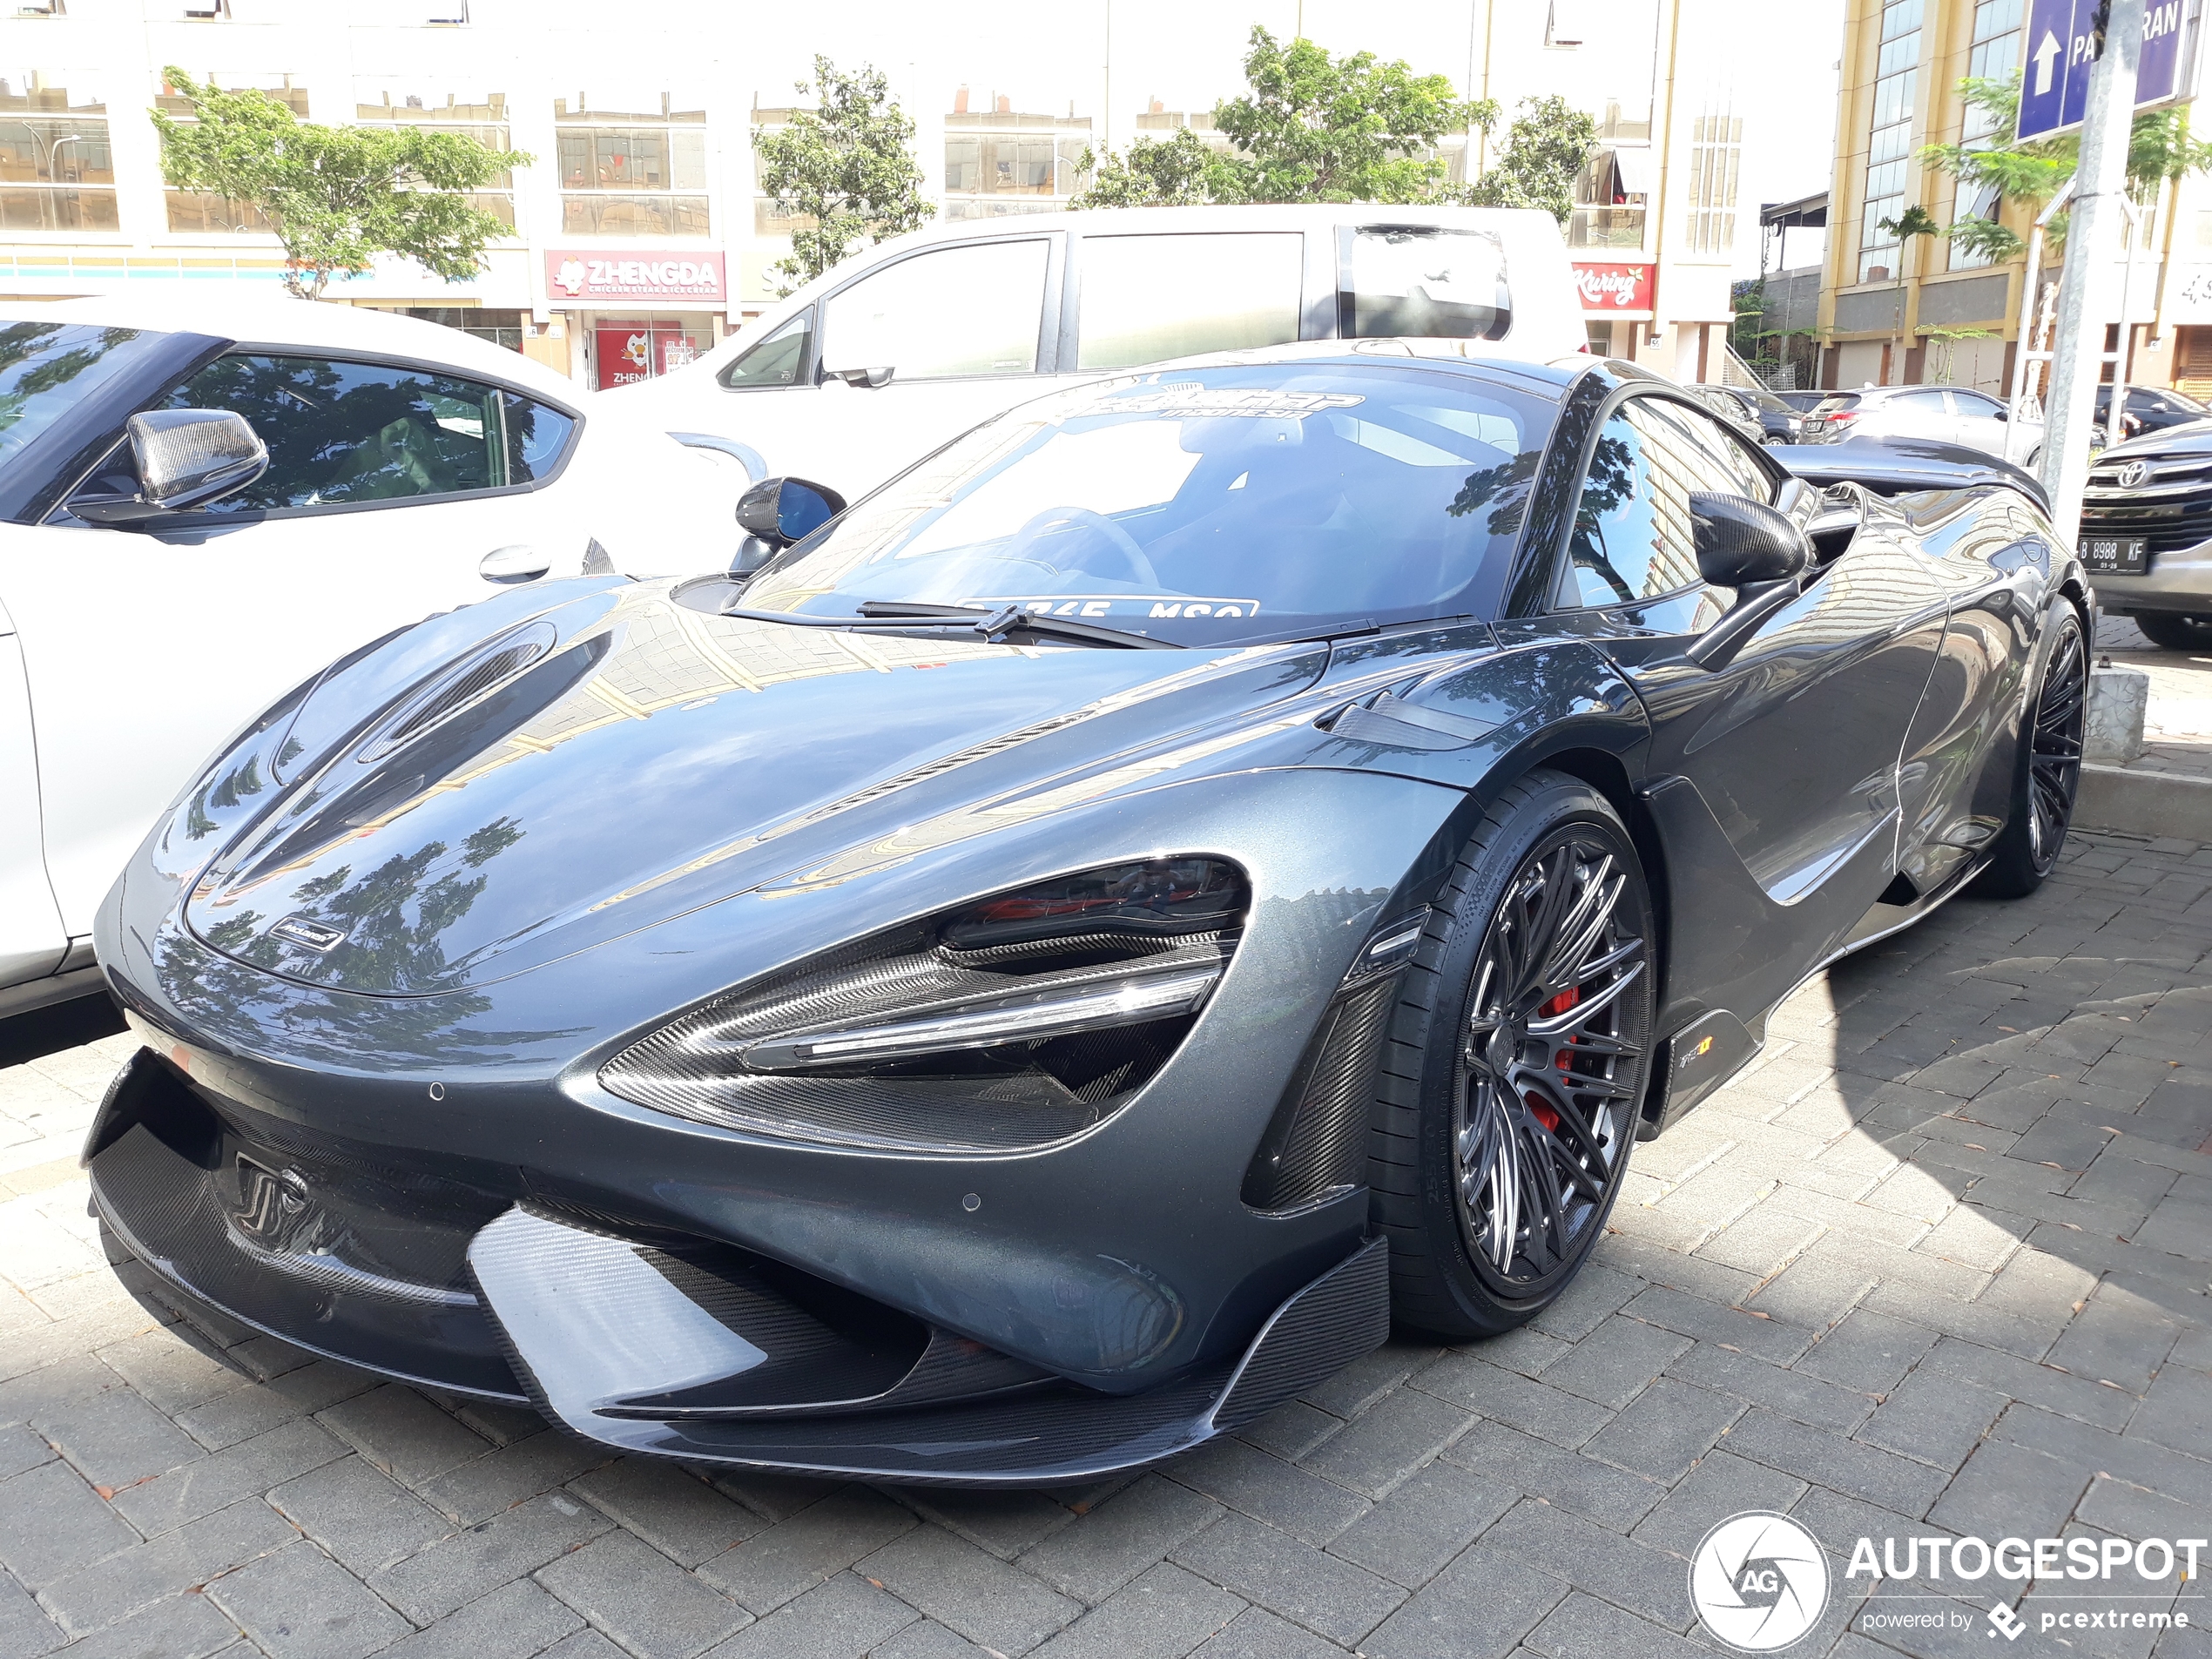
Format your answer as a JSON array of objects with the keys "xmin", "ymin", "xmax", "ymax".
[{"xmin": 1612, "ymin": 147, "xmax": 1656, "ymax": 199}]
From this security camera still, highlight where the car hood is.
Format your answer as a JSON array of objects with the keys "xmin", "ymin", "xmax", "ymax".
[
  {"xmin": 179, "ymin": 581, "xmax": 1329, "ymax": 997},
  {"xmin": 2096, "ymin": 416, "xmax": 2212, "ymax": 459}
]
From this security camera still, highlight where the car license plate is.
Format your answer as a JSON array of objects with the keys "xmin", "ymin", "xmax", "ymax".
[{"xmin": 2080, "ymin": 536, "xmax": 2149, "ymax": 575}]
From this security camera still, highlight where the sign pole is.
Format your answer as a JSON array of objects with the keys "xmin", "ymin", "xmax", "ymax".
[{"xmin": 2041, "ymin": 0, "xmax": 2146, "ymax": 539}]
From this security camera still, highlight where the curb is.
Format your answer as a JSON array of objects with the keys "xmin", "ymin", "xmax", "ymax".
[{"xmin": 2076, "ymin": 763, "xmax": 2212, "ymax": 841}]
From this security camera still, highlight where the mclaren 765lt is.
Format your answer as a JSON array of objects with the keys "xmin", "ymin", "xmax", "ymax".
[{"xmin": 90, "ymin": 344, "xmax": 2089, "ymax": 1486}]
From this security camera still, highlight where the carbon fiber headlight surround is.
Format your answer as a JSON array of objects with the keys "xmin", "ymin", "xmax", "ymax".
[{"xmin": 598, "ymin": 859, "xmax": 1247, "ymax": 1152}]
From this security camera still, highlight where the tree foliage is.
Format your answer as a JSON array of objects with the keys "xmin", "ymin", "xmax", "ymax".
[
  {"xmin": 1465, "ymin": 95, "xmax": 1599, "ymax": 223},
  {"xmin": 754, "ymin": 57, "xmax": 931, "ymax": 294},
  {"xmin": 1070, "ymin": 127, "xmax": 1216, "ymax": 209},
  {"xmin": 1920, "ymin": 71, "xmax": 2212, "ymax": 262},
  {"xmin": 152, "ymin": 69, "xmax": 527, "ymax": 300}
]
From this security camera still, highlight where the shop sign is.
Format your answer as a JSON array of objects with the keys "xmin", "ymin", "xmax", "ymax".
[
  {"xmin": 547, "ymin": 250, "xmax": 726, "ymax": 303},
  {"xmin": 1573, "ymin": 260, "xmax": 1656, "ymax": 314}
]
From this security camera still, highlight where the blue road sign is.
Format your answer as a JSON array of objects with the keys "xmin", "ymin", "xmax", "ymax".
[{"xmin": 2017, "ymin": 0, "xmax": 2192, "ymax": 141}]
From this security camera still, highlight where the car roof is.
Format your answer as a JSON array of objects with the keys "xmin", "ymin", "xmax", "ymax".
[
  {"xmin": 13, "ymin": 292, "xmax": 588, "ymax": 409},
  {"xmin": 1137, "ymin": 335, "xmax": 1585, "ymax": 394}
]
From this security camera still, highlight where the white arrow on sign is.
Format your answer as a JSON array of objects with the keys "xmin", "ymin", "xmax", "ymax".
[{"xmin": 2033, "ymin": 27, "xmax": 2063, "ymax": 93}]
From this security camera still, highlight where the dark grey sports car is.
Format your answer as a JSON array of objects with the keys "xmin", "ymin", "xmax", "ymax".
[{"xmin": 90, "ymin": 344, "xmax": 2090, "ymax": 1486}]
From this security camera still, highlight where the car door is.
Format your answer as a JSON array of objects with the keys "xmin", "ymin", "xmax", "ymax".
[
  {"xmin": 1949, "ymin": 388, "xmax": 2011, "ymax": 455},
  {"xmin": 1505, "ymin": 393, "xmax": 1950, "ymax": 1021},
  {"xmin": 738, "ymin": 233, "xmax": 1063, "ymax": 500},
  {"xmin": 4, "ymin": 350, "xmax": 585, "ymax": 936},
  {"xmin": 0, "ymin": 586, "xmax": 66, "ymax": 987},
  {"xmin": 1881, "ymin": 387, "xmax": 1957, "ymax": 442}
]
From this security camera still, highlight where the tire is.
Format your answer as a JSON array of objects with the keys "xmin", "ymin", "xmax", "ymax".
[
  {"xmin": 1371, "ymin": 770, "xmax": 1657, "ymax": 1339},
  {"xmin": 1976, "ymin": 605, "xmax": 2087, "ymax": 899},
  {"xmin": 2134, "ymin": 611, "xmax": 2212, "ymax": 651}
]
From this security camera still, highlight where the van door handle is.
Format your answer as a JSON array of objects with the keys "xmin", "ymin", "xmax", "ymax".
[{"xmin": 480, "ymin": 544, "xmax": 550, "ymax": 584}]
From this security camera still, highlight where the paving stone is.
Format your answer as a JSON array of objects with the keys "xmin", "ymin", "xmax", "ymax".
[
  {"xmin": 1854, "ymin": 1371, "xmax": 2007, "ymax": 1472},
  {"xmin": 900, "ymin": 1487, "xmax": 1073, "ymax": 1561},
  {"xmin": 1170, "ymin": 1512, "xmax": 1404, "ymax": 1648},
  {"xmin": 1522, "ymin": 1588, "xmax": 1711, "ymax": 1659},
  {"xmin": 1408, "ymin": 1354, "xmax": 1612, "ymax": 1448},
  {"xmin": 112, "ymin": 1417, "xmax": 347, "ymax": 1535},
  {"xmin": 1298, "ymin": 1342, "xmax": 1441, "ymax": 1420},
  {"xmin": 1164, "ymin": 1436, "xmax": 1372, "ymax": 1548},
  {"xmin": 1698, "ymin": 1206, "xmax": 1827, "ymax": 1278},
  {"xmin": 1030, "ymin": 1561, "xmax": 1244, "ymax": 1659},
  {"xmin": 415, "ymin": 1428, "xmax": 609, "ymax": 1526},
  {"xmin": 207, "ymin": 1540, "xmax": 414, "ymax": 1659},
  {"xmin": 1580, "ymin": 1375, "xmax": 1744, "ymax": 1481},
  {"xmin": 540, "ymin": 1631, "xmax": 630, "ymax": 1659},
  {"xmin": 267, "ymin": 1454, "xmax": 455, "ymax": 1577},
  {"xmin": 862, "ymin": 1521, "xmax": 1082, "ymax": 1656},
  {"xmin": 377, "ymin": 1577, "xmax": 585, "ymax": 1659},
  {"xmin": 696, "ymin": 1485, "xmax": 916, "ymax": 1615},
  {"xmin": 93, "ymin": 1325, "xmax": 253, "ymax": 1415},
  {"xmin": 1234, "ymin": 1401, "xmax": 1342, "ymax": 1463},
  {"xmin": 0, "ymin": 1455, "xmax": 143, "ymax": 1586},
  {"xmin": 175, "ymin": 1360, "xmax": 379, "ymax": 1453},
  {"xmin": 31, "ymin": 1383, "xmax": 203, "ymax": 1490},
  {"xmin": 1528, "ymin": 1263, "xmax": 1645, "ymax": 1343},
  {"xmin": 1440, "ymin": 1420, "xmax": 1666, "ymax": 1531},
  {"xmin": 32, "ymin": 1589, "xmax": 241, "ymax": 1659},
  {"xmin": 536, "ymin": 1527, "xmax": 751, "ymax": 1659},
  {"xmin": 1325, "ymin": 1460, "xmax": 1514, "ymax": 1589},
  {"xmin": 316, "ymin": 1386, "xmax": 493, "ymax": 1488},
  {"xmin": 568, "ymin": 1460, "xmax": 761, "ymax": 1568},
  {"xmin": 1998, "ymin": 1401, "xmax": 2212, "ymax": 1513},
  {"xmin": 1616, "ymin": 1284, "xmax": 1818, "ymax": 1364},
  {"xmin": 1189, "ymin": 1603, "xmax": 1349, "ymax": 1659},
  {"xmin": 703, "ymin": 1569, "xmax": 920, "ymax": 1658},
  {"xmin": 0, "ymin": 1423, "xmax": 51, "ymax": 1480},
  {"xmin": 1359, "ymin": 1537, "xmax": 1567, "ymax": 1659},
  {"xmin": 1665, "ymin": 1341, "xmax": 1872, "ymax": 1433},
  {"xmin": 41, "ymin": 1494, "xmax": 297, "ymax": 1635},
  {"xmin": 2127, "ymin": 1361, "xmax": 2212, "ymax": 1456},
  {"xmin": 1539, "ymin": 1315, "xmax": 1692, "ymax": 1410},
  {"xmin": 1723, "ymin": 1408, "xmax": 1948, "ymax": 1517},
  {"xmin": 1017, "ymin": 1472, "xmax": 1221, "ymax": 1604},
  {"xmin": 1920, "ymin": 1334, "xmax": 2138, "ymax": 1428},
  {"xmin": 1629, "ymin": 1448, "xmax": 1810, "ymax": 1556},
  {"xmin": 368, "ymin": 1490, "xmax": 610, "ymax": 1623},
  {"xmin": 0, "ymin": 1563, "xmax": 64, "ymax": 1657},
  {"xmin": 1475, "ymin": 1498, "xmax": 1690, "ymax": 1628},
  {"xmin": 1295, "ymin": 1385, "xmax": 1471, "ymax": 1498},
  {"xmin": 1928, "ymin": 1437, "xmax": 2094, "ymax": 1542}
]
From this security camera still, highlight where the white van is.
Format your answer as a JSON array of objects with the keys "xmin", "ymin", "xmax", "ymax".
[{"xmin": 613, "ymin": 205, "xmax": 1586, "ymax": 502}]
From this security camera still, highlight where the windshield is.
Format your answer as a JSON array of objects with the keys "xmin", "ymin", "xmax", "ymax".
[
  {"xmin": 1813, "ymin": 395, "xmax": 1858, "ymax": 414},
  {"xmin": 740, "ymin": 363, "xmax": 1558, "ymax": 645},
  {"xmin": 0, "ymin": 320, "xmax": 156, "ymax": 469}
]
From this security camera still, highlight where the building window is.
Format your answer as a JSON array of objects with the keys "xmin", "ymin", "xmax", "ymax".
[
  {"xmin": 1858, "ymin": 0, "xmax": 1922, "ymax": 282},
  {"xmin": 942, "ymin": 95, "xmax": 1090, "ymax": 221},
  {"xmin": 389, "ymin": 306, "xmax": 522, "ymax": 350},
  {"xmin": 157, "ymin": 76, "xmax": 307, "ymax": 233},
  {"xmin": 1950, "ymin": 0, "xmax": 2020, "ymax": 269},
  {"xmin": 556, "ymin": 92, "xmax": 708, "ymax": 239},
  {"xmin": 0, "ymin": 75, "xmax": 116, "ymax": 232},
  {"xmin": 1687, "ymin": 112, "xmax": 1742, "ymax": 255},
  {"xmin": 357, "ymin": 89, "xmax": 515, "ymax": 228}
]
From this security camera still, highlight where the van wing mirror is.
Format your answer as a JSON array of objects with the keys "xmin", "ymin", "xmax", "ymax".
[{"xmin": 71, "ymin": 408, "xmax": 269, "ymax": 524}]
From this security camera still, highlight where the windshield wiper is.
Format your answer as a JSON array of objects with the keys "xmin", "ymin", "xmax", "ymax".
[{"xmin": 853, "ymin": 599, "xmax": 1178, "ymax": 650}]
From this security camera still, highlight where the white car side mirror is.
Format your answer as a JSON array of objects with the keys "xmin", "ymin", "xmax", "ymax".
[{"xmin": 479, "ymin": 544, "xmax": 551, "ymax": 585}]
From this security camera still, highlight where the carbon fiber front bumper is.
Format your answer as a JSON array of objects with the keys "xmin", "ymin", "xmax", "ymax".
[{"xmin": 86, "ymin": 1050, "xmax": 1389, "ymax": 1485}]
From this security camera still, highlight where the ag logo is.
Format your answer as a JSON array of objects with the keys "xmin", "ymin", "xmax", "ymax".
[{"xmin": 1690, "ymin": 1512, "xmax": 1831, "ymax": 1651}]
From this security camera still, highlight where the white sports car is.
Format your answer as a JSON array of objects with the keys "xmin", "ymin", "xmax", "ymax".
[{"xmin": 0, "ymin": 293, "xmax": 742, "ymax": 1020}]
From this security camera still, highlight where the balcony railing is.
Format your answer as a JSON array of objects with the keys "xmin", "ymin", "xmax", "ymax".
[{"xmin": 1568, "ymin": 205, "xmax": 1647, "ymax": 250}]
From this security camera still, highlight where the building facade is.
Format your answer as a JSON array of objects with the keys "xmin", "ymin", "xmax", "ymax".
[
  {"xmin": 1820, "ymin": 0, "xmax": 2212, "ymax": 397},
  {"xmin": 0, "ymin": 0, "xmax": 1757, "ymax": 390}
]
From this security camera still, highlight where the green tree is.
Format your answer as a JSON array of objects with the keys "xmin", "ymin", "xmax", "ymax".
[
  {"xmin": 1466, "ymin": 95, "xmax": 1598, "ymax": 224},
  {"xmin": 754, "ymin": 57, "xmax": 931, "ymax": 294},
  {"xmin": 1070, "ymin": 126, "xmax": 1216, "ymax": 209},
  {"xmin": 152, "ymin": 69, "xmax": 527, "ymax": 300},
  {"xmin": 1208, "ymin": 25, "xmax": 1494, "ymax": 204}
]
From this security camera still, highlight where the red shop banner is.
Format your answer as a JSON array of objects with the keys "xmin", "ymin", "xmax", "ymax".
[
  {"xmin": 1572, "ymin": 260, "xmax": 1656, "ymax": 314},
  {"xmin": 547, "ymin": 249, "xmax": 727, "ymax": 303}
]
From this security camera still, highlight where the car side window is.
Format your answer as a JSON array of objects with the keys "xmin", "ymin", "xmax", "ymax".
[
  {"xmin": 1898, "ymin": 388, "xmax": 1950, "ymax": 410},
  {"xmin": 718, "ymin": 311, "xmax": 811, "ymax": 389},
  {"xmin": 1076, "ymin": 233, "xmax": 1303, "ymax": 371},
  {"xmin": 819, "ymin": 239, "xmax": 1049, "ymax": 381},
  {"xmin": 1954, "ymin": 390, "xmax": 2003, "ymax": 416},
  {"xmin": 1561, "ymin": 397, "xmax": 1763, "ymax": 610},
  {"xmin": 152, "ymin": 354, "xmax": 576, "ymax": 514}
]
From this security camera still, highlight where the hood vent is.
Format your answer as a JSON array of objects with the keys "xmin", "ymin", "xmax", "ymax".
[{"xmin": 361, "ymin": 621, "xmax": 559, "ymax": 763}]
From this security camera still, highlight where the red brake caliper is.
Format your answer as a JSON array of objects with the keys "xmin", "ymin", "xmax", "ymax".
[{"xmin": 1524, "ymin": 985, "xmax": 1581, "ymax": 1133}]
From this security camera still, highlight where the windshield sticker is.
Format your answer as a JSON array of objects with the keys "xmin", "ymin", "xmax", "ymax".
[
  {"xmin": 965, "ymin": 595, "xmax": 1263, "ymax": 621},
  {"xmin": 1090, "ymin": 386, "xmax": 1365, "ymax": 421}
]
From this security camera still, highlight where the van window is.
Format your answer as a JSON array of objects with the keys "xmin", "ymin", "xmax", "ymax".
[
  {"xmin": 718, "ymin": 312, "xmax": 811, "ymax": 388},
  {"xmin": 821, "ymin": 239, "xmax": 1049, "ymax": 381},
  {"xmin": 1076, "ymin": 233, "xmax": 1304, "ymax": 370},
  {"xmin": 1345, "ymin": 227, "xmax": 1510, "ymax": 341}
]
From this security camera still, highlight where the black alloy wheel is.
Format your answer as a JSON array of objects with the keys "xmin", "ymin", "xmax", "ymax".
[
  {"xmin": 1977, "ymin": 607, "xmax": 2087, "ymax": 898},
  {"xmin": 2134, "ymin": 611, "xmax": 2212, "ymax": 652},
  {"xmin": 1372, "ymin": 771, "xmax": 1656, "ymax": 1339}
]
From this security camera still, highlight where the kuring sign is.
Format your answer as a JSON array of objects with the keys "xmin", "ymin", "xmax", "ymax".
[
  {"xmin": 545, "ymin": 251, "xmax": 727, "ymax": 304},
  {"xmin": 1572, "ymin": 260, "xmax": 1655, "ymax": 314}
]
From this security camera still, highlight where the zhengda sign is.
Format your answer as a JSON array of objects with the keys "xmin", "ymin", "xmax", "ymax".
[
  {"xmin": 545, "ymin": 250, "xmax": 727, "ymax": 304},
  {"xmin": 1572, "ymin": 260, "xmax": 1656, "ymax": 314}
]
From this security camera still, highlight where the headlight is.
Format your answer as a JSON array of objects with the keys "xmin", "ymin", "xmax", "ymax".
[{"xmin": 599, "ymin": 858, "xmax": 1247, "ymax": 1153}]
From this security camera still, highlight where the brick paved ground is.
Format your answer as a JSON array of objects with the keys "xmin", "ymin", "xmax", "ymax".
[{"xmin": 2, "ymin": 828, "xmax": 2209, "ymax": 1659}]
